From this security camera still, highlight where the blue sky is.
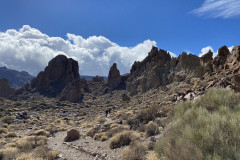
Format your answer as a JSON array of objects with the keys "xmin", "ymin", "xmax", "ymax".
[{"xmin": 0, "ymin": 0, "xmax": 240, "ymax": 76}]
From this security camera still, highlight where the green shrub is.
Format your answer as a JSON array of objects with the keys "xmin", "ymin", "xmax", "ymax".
[{"xmin": 155, "ymin": 88, "xmax": 240, "ymax": 160}]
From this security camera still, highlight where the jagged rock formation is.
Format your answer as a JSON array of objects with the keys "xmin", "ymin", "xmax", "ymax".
[
  {"xmin": 0, "ymin": 67, "xmax": 34, "ymax": 88},
  {"xmin": 126, "ymin": 47, "xmax": 205, "ymax": 95},
  {"xmin": 0, "ymin": 78, "xmax": 15, "ymax": 97},
  {"xmin": 200, "ymin": 50, "xmax": 213, "ymax": 73},
  {"xmin": 107, "ymin": 63, "xmax": 129, "ymax": 91},
  {"xmin": 31, "ymin": 55, "xmax": 80, "ymax": 97},
  {"xmin": 226, "ymin": 45, "xmax": 240, "ymax": 68},
  {"xmin": 213, "ymin": 46, "xmax": 230, "ymax": 71}
]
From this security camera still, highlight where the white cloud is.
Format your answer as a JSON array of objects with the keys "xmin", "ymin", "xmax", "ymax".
[
  {"xmin": 0, "ymin": 25, "xmax": 158, "ymax": 76},
  {"xmin": 199, "ymin": 46, "xmax": 216, "ymax": 57},
  {"xmin": 192, "ymin": 0, "xmax": 240, "ymax": 18},
  {"xmin": 168, "ymin": 51, "xmax": 177, "ymax": 58}
]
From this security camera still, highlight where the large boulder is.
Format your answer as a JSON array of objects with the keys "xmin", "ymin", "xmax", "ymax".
[
  {"xmin": 64, "ymin": 129, "xmax": 80, "ymax": 142},
  {"xmin": 31, "ymin": 55, "xmax": 80, "ymax": 97},
  {"xmin": 0, "ymin": 78, "xmax": 15, "ymax": 97}
]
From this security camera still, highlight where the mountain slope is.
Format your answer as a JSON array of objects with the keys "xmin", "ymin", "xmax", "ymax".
[{"xmin": 0, "ymin": 66, "xmax": 34, "ymax": 88}]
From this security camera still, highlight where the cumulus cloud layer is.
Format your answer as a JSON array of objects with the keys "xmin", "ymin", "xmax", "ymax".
[
  {"xmin": 192, "ymin": 0, "xmax": 240, "ymax": 18},
  {"xmin": 0, "ymin": 25, "xmax": 172, "ymax": 76}
]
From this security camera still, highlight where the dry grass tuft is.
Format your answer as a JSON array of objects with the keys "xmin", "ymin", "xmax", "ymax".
[
  {"xmin": 0, "ymin": 147, "xmax": 19, "ymax": 160},
  {"xmin": 93, "ymin": 132, "xmax": 108, "ymax": 141},
  {"xmin": 121, "ymin": 141, "xmax": 147, "ymax": 160},
  {"xmin": 108, "ymin": 124, "xmax": 130, "ymax": 138},
  {"xmin": 145, "ymin": 121, "xmax": 159, "ymax": 137},
  {"xmin": 33, "ymin": 146, "xmax": 59, "ymax": 160},
  {"xmin": 16, "ymin": 136, "xmax": 47, "ymax": 151},
  {"xmin": 1, "ymin": 116, "xmax": 14, "ymax": 124},
  {"xmin": 146, "ymin": 151, "xmax": 160, "ymax": 160},
  {"xmin": 109, "ymin": 131, "xmax": 140, "ymax": 149},
  {"xmin": 5, "ymin": 132, "xmax": 18, "ymax": 138},
  {"xmin": 33, "ymin": 129, "xmax": 50, "ymax": 137}
]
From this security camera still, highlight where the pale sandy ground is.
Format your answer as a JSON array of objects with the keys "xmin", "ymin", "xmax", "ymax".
[{"xmin": 47, "ymin": 128, "xmax": 124, "ymax": 160}]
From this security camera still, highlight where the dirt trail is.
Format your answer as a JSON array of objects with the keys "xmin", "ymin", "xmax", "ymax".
[{"xmin": 47, "ymin": 117, "xmax": 123, "ymax": 160}]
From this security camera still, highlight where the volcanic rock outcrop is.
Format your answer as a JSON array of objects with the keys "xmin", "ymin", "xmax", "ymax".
[
  {"xmin": 31, "ymin": 55, "xmax": 80, "ymax": 97},
  {"xmin": 213, "ymin": 46, "xmax": 230, "ymax": 71},
  {"xmin": 0, "ymin": 78, "xmax": 15, "ymax": 97},
  {"xmin": 126, "ymin": 47, "xmax": 205, "ymax": 95},
  {"xmin": 200, "ymin": 50, "xmax": 213, "ymax": 74},
  {"xmin": 58, "ymin": 79, "xmax": 88, "ymax": 103},
  {"xmin": 107, "ymin": 63, "xmax": 129, "ymax": 91}
]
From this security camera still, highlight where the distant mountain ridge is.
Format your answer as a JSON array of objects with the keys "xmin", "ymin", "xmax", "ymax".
[{"xmin": 0, "ymin": 66, "xmax": 34, "ymax": 88}]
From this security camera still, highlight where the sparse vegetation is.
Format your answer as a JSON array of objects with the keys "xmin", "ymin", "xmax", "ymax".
[
  {"xmin": 109, "ymin": 131, "xmax": 140, "ymax": 149},
  {"xmin": 33, "ymin": 129, "xmax": 50, "ymax": 137},
  {"xmin": 121, "ymin": 141, "xmax": 147, "ymax": 160},
  {"xmin": 1, "ymin": 116, "xmax": 14, "ymax": 124},
  {"xmin": 155, "ymin": 88, "xmax": 240, "ymax": 160},
  {"xmin": 145, "ymin": 121, "xmax": 159, "ymax": 137}
]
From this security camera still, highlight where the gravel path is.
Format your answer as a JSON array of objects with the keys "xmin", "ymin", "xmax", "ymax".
[{"xmin": 47, "ymin": 128, "xmax": 123, "ymax": 160}]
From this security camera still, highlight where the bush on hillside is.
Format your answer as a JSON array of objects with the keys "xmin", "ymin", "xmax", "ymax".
[{"xmin": 155, "ymin": 88, "xmax": 240, "ymax": 160}]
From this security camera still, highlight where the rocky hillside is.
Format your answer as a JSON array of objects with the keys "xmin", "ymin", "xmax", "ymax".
[
  {"xmin": 124, "ymin": 45, "xmax": 240, "ymax": 96},
  {"xmin": 0, "ymin": 66, "xmax": 34, "ymax": 88}
]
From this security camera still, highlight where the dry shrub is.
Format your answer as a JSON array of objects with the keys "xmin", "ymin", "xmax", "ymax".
[
  {"xmin": 86, "ymin": 125, "xmax": 101, "ymax": 138},
  {"xmin": 45, "ymin": 124, "xmax": 58, "ymax": 135},
  {"xmin": 16, "ymin": 153, "xmax": 33, "ymax": 160},
  {"xmin": 96, "ymin": 116, "xmax": 106, "ymax": 124},
  {"xmin": 1, "ymin": 116, "xmax": 13, "ymax": 124},
  {"xmin": 16, "ymin": 136, "xmax": 47, "ymax": 151},
  {"xmin": 5, "ymin": 132, "xmax": 18, "ymax": 138},
  {"xmin": 0, "ymin": 147, "xmax": 19, "ymax": 160},
  {"xmin": 121, "ymin": 141, "xmax": 147, "ymax": 160},
  {"xmin": 155, "ymin": 88, "xmax": 240, "ymax": 160},
  {"xmin": 109, "ymin": 131, "xmax": 140, "ymax": 149},
  {"xmin": 146, "ymin": 151, "xmax": 160, "ymax": 160},
  {"xmin": 145, "ymin": 121, "xmax": 159, "ymax": 137},
  {"xmin": 137, "ymin": 105, "xmax": 159, "ymax": 123},
  {"xmin": 108, "ymin": 124, "xmax": 130, "ymax": 138},
  {"xmin": 33, "ymin": 129, "xmax": 50, "ymax": 137},
  {"xmin": 86, "ymin": 128, "xmax": 97, "ymax": 138},
  {"xmin": 33, "ymin": 146, "xmax": 59, "ymax": 160},
  {"xmin": 93, "ymin": 132, "xmax": 108, "ymax": 141}
]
